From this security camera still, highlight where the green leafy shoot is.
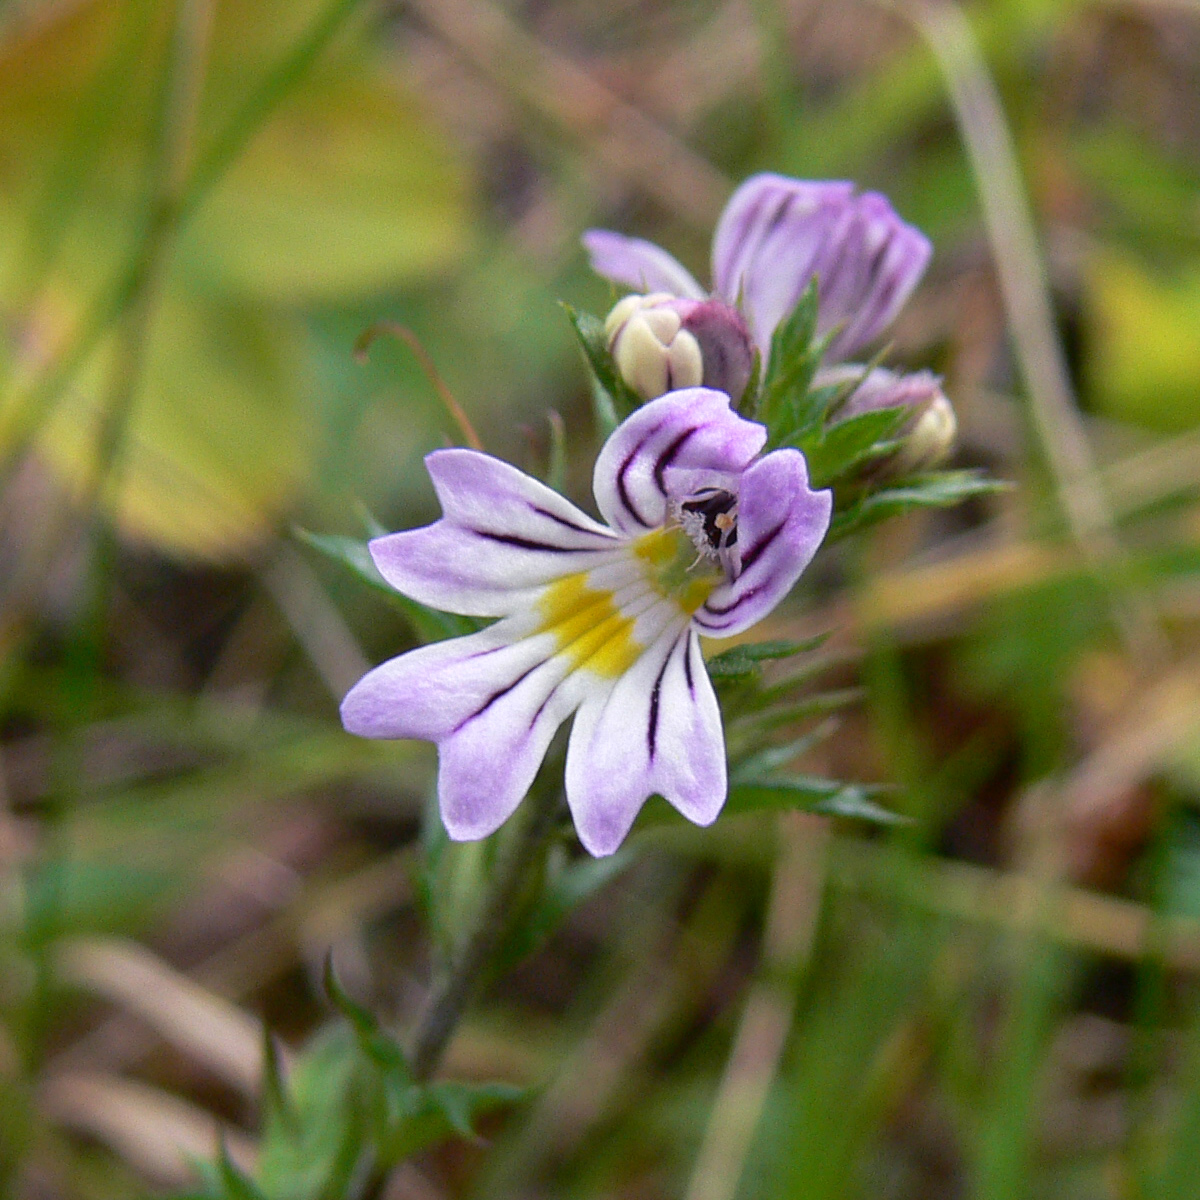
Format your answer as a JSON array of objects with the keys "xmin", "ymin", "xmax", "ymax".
[
  {"xmin": 319, "ymin": 961, "xmax": 524, "ymax": 1169},
  {"xmin": 827, "ymin": 471, "xmax": 1012, "ymax": 542},
  {"xmin": 756, "ymin": 282, "xmax": 831, "ymax": 446},
  {"xmin": 295, "ymin": 526, "xmax": 476, "ymax": 642},
  {"xmin": 378, "ymin": 1079, "xmax": 526, "ymax": 1165},
  {"xmin": 800, "ymin": 404, "xmax": 912, "ymax": 488},
  {"xmin": 323, "ymin": 956, "xmax": 412, "ymax": 1079},
  {"xmin": 561, "ymin": 303, "xmax": 642, "ymax": 433},
  {"xmin": 727, "ymin": 775, "xmax": 904, "ymax": 825},
  {"xmin": 728, "ymin": 719, "xmax": 841, "ymax": 780},
  {"xmin": 704, "ymin": 635, "xmax": 829, "ymax": 682}
]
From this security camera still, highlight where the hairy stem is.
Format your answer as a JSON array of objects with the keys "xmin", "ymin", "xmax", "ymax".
[{"xmin": 410, "ymin": 788, "xmax": 563, "ymax": 1081}]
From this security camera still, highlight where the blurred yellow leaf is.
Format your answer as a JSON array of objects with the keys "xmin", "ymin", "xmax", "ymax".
[
  {"xmin": 0, "ymin": 0, "xmax": 476, "ymax": 558},
  {"xmin": 1084, "ymin": 249, "xmax": 1200, "ymax": 434},
  {"xmin": 180, "ymin": 65, "xmax": 473, "ymax": 303},
  {"xmin": 42, "ymin": 288, "xmax": 310, "ymax": 561}
]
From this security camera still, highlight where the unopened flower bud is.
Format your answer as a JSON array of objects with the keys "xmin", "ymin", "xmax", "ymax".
[
  {"xmin": 827, "ymin": 365, "xmax": 957, "ymax": 474},
  {"xmin": 605, "ymin": 293, "xmax": 754, "ymax": 403}
]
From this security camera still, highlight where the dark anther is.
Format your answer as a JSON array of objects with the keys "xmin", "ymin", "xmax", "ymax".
[{"xmin": 681, "ymin": 489, "xmax": 737, "ymax": 551}]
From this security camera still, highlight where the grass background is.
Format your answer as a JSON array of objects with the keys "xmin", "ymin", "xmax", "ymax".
[{"xmin": 1, "ymin": 0, "xmax": 1200, "ymax": 1196}]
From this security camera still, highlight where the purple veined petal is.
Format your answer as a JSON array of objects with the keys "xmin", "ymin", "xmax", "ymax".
[
  {"xmin": 711, "ymin": 175, "xmax": 856, "ymax": 352},
  {"xmin": 582, "ymin": 230, "xmax": 706, "ymax": 300},
  {"xmin": 816, "ymin": 192, "xmax": 932, "ymax": 361},
  {"xmin": 437, "ymin": 655, "xmax": 595, "ymax": 842},
  {"xmin": 339, "ymin": 611, "xmax": 550, "ymax": 742},
  {"xmin": 340, "ymin": 610, "xmax": 601, "ymax": 842},
  {"xmin": 694, "ymin": 448, "xmax": 832, "ymax": 638},
  {"xmin": 370, "ymin": 449, "xmax": 623, "ymax": 618},
  {"xmin": 592, "ymin": 389, "xmax": 766, "ymax": 534},
  {"xmin": 565, "ymin": 624, "xmax": 724, "ymax": 856}
]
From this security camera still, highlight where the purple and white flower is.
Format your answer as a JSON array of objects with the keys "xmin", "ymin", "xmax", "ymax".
[
  {"xmin": 584, "ymin": 172, "xmax": 931, "ymax": 367},
  {"xmin": 341, "ymin": 389, "xmax": 832, "ymax": 857}
]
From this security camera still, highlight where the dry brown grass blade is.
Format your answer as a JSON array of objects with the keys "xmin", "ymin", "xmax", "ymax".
[
  {"xmin": 40, "ymin": 1071, "xmax": 256, "ymax": 1186},
  {"xmin": 56, "ymin": 937, "xmax": 274, "ymax": 1097},
  {"xmin": 833, "ymin": 840, "xmax": 1200, "ymax": 970},
  {"xmin": 1055, "ymin": 663, "xmax": 1200, "ymax": 880}
]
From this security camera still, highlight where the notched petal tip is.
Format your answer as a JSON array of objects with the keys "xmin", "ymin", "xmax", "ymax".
[
  {"xmin": 696, "ymin": 448, "xmax": 831, "ymax": 637},
  {"xmin": 592, "ymin": 388, "xmax": 767, "ymax": 534}
]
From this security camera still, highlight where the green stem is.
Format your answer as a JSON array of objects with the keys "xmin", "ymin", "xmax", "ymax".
[{"xmin": 410, "ymin": 787, "xmax": 563, "ymax": 1081}]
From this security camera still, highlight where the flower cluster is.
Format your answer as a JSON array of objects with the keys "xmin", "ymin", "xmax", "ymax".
[
  {"xmin": 342, "ymin": 172, "xmax": 953, "ymax": 855},
  {"xmin": 341, "ymin": 390, "xmax": 831, "ymax": 856}
]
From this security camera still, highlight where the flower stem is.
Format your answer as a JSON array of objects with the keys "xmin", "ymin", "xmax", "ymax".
[{"xmin": 410, "ymin": 786, "xmax": 563, "ymax": 1081}]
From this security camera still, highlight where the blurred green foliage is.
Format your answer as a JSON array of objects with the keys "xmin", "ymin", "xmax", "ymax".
[{"xmin": 1, "ymin": 0, "xmax": 1199, "ymax": 1198}]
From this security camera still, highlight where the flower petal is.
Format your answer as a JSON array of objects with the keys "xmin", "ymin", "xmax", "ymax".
[
  {"xmin": 370, "ymin": 448, "xmax": 621, "ymax": 617},
  {"xmin": 812, "ymin": 192, "xmax": 932, "ymax": 361},
  {"xmin": 711, "ymin": 175, "xmax": 855, "ymax": 351},
  {"xmin": 437, "ymin": 658, "xmax": 591, "ymax": 841},
  {"xmin": 695, "ymin": 448, "xmax": 831, "ymax": 637},
  {"xmin": 582, "ymin": 230, "xmax": 706, "ymax": 300},
  {"xmin": 592, "ymin": 389, "xmax": 766, "ymax": 534},
  {"xmin": 339, "ymin": 613, "xmax": 549, "ymax": 741},
  {"xmin": 710, "ymin": 175, "xmax": 930, "ymax": 360},
  {"xmin": 340, "ymin": 612, "xmax": 599, "ymax": 841},
  {"xmin": 565, "ymin": 626, "xmax": 725, "ymax": 856}
]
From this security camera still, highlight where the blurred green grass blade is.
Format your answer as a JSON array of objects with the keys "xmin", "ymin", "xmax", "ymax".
[
  {"xmin": 1154, "ymin": 1000, "xmax": 1200, "ymax": 1198},
  {"xmin": 296, "ymin": 526, "xmax": 476, "ymax": 642},
  {"xmin": 761, "ymin": 910, "xmax": 938, "ymax": 1199},
  {"xmin": 971, "ymin": 935, "xmax": 1072, "ymax": 1200}
]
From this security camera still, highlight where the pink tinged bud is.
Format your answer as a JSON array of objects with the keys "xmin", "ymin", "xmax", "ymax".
[
  {"xmin": 675, "ymin": 299, "xmax": 754, "ymax": 405},
  {"xmin": 827, "ymin": 365, "xmax": 958, "ymax": 473},
  {"xmin": 605, "ymin": 294, "xmax": 754, "ymax": 403}
]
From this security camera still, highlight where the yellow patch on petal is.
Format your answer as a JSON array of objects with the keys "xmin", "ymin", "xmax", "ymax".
[
  {"xmin": 538, "ymin": 574, "xmax": 640, "ymax": 678},
  {"xmin": 634, "ymin": 528, "xmax": 718, "ymax": 615}
]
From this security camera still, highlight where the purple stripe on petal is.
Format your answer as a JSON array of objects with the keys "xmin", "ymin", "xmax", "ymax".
[
  {"xmin": 438, "ymin": 660, "xmax": 593, "ymax": 842},
  {"xmin": 593, "ymin": 390, "xmax": 766, "ymax": 534},
  {"xmin": 565, "ymin": 622, "xmax": 725, "ymax": 856},
  {"xmin": 370, "ymin": 449, "xmax": 620, "ymax": 617},
  {"xmin": 340, "ymin": 615, "xmax": 549, "ymax": 742},
  {"xmin": 712, "ymin": 176, "xmax": 855, "ymax": 351},
  {"xmin": 710, "ymin": 175, "xmax": 929, "ymax": 362},
  {"xmin": 582, "ymin": 229, "xmax": 705, "ymax": 299},
  {"xmin": 698, "ymin": 448, "xmax": 831, "ymax": 637}
]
